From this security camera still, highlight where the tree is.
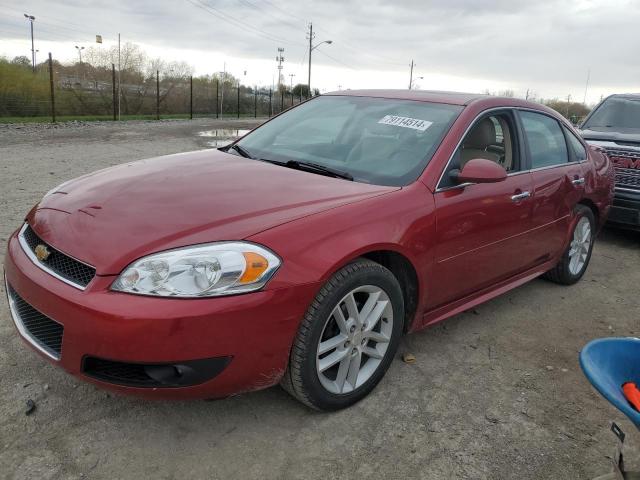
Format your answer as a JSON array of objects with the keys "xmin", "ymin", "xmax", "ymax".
[
  {"xmin": 544, "ymin": 99, "xmax": 590, "ymax": 122},
  {"xmin": 291, "ymin": 84, "xmax": 320, "ymax": 98},
  {"xmin": 11, "ymin": 56, "xmax": 31, "ymax": 67},
  {"xmin": 292, "ymin": 84, "xmax": 308, "ymax": 97}
]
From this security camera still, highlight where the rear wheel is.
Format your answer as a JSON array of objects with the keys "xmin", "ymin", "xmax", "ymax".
[
  {"xmin": 281, "ymin": 259, "xmax": 404, "ymax": 411},
  {"xmin": 545, "ymin": 205, "xmax": 595, "ymax": 285}
]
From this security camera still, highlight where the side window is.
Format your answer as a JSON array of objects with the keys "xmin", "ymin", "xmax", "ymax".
[
  {"xmin": 439, "ymin": 112, "xmax": 517, "ymax": 188},
  {"xmin": 564, "ymin": 128, "xmax": 588, "ymax": 161},
  {"xmin": 520, "ymin": 111, "xmax": 569, "ymax": 168}
]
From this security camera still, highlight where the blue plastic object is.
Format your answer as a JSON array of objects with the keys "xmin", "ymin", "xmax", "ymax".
[{"xmin": 580, "ymin": 337, "xmax": 640, "ymax": 430}]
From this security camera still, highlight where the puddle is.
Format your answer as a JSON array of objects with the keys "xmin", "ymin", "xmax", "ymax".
[{"xmin": 198, "ymin": 129, "xmax": 250, "ymax": 148}]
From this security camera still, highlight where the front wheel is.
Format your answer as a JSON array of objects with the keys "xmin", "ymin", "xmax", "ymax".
[
  {"xmin": 545, "ymin": 205, "xmax": 596, "ymax": 285},
  {"xmin": 281, "ymin": 259, "xmax": 404, "ymax": 411}
]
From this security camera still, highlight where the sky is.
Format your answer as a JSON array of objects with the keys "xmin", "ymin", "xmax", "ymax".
[{"xmin": 1, "ymin": 0, "xmax": 639, "ymax": 105}]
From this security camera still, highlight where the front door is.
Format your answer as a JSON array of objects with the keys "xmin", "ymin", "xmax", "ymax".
[{"xmin": 430, "ymin": 111, "xmax": 537, "ymax": 309}]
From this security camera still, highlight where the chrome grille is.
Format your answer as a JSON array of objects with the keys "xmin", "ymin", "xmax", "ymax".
[
  {"xmin": 20, "ymin": 224, "xmax": 96, "ymax": 289},
  {"xmin": 6, "ymin": 283, "xmax": 63, "ymax": 360},
  {"xmin": 615, "ymin": 168, "xmax": 640, "ymax": 190},
  {"xmin": 603, "ymin": 147, "xmax": 640, "ymax": 191}
]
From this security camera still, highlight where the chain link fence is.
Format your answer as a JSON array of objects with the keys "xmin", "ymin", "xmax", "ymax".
[{"xmin": 0, "ymin": 54, "xmax": 310, "ymax": 122}]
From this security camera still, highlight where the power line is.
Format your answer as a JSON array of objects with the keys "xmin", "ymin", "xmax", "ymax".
[
  {"xmin": 254, "ymin": 0, "xmax": 405, "ymax": 67},
  {"xmin": 0, "ymin": 5, "xmax": 98, "ymax": 37},
  {"xmin": 0, "ymin": 19, "xmax": 81, "ymax": 42},
  {"xmin": 184, "ymin": 0, "xmax": 300, "ymax": 46},
  {"xmin": 261, "ymin": 0, "xmax": 308, "ymax": 23},
  {"xmin": 314, "ymin": 48, "xmax": 355, "ymax": 70},
  {"xmin": 235, "ymin": 0, "xmax": 304, "ymax": 33}
]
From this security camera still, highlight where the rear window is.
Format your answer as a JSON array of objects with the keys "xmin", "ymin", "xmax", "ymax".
[
  {"xmin": 520, "ymin": 111, "xmax": 569, "ymax": 168},
  {"xmin": 236, "ymin": 96, "xmax": 462, "ymax": 186}
]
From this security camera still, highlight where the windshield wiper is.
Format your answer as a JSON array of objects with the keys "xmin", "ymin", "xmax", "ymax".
[
  {"xmin": 284, "ymin": 160, "xmax": 354, "ymax": 181},
  {"xmin": 228, "ymin": 144, "xmax": 253, "ymax": 159},
  {"xmin": 247, "ymin": 155, "xmax": 354, "ymax": 181}
]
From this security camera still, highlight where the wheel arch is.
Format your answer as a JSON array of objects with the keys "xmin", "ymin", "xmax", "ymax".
[
  {"xmin": 360, "ymin": 250, "xmax": 420, "ymax": 333},
  {"xmin": 577, "ymin": 198, "xmax": 599, "ymax": 227},
  {"xmin": 320, "ymin": 246, "xmax": 422, "ymax": 333}
]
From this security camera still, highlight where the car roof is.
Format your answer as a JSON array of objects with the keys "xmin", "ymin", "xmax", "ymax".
[
  {"xmin": 607, "ymin": 93, "xmax": 640, "ymax": 100},
  {"xmin": 322, "ymin": 89, "xmax": 551, "ymax": 112},
  {"xmin": 324, "ymin": 89, "xmax": 486, "ymax": 106}
]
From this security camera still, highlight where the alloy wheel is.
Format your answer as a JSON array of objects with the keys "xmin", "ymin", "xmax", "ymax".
[
  {"xmin": 315, "ymin": 285, "xmax": 394, "ymax": 395},
  {"xmin": 568, "ymin": 216, "xmax": 592, "ymax": 276}
]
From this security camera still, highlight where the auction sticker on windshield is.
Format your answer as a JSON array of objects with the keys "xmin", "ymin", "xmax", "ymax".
[{"xmin": 378, "ymin": 115, "xmax": 433, "ymax": 131}]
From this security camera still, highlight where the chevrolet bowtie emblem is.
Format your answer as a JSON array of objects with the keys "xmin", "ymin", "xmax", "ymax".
[{"xmin": 34, "ymin": 244, "xmax": 51, "ymax": 262}]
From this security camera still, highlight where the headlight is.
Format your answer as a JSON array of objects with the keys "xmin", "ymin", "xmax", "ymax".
[{"xmin": 111, "ymin": 242, "xmax": 281, "ymax": 297}]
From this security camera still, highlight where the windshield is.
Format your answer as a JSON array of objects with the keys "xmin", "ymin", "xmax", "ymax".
[
  {"xmin": 235, "ymin": 95, "xmax": 462, "ymax": 186},
  {"xmin": 582, "ymin": 96, "xmax": 640, "ymax": 132}
]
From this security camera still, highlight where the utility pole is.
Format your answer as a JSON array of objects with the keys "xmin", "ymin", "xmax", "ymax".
[
  {"xmin": 583, "ymin": 68, "xmax": 591, "ymax": 104},
  {"xmin": 566, "ymin": 94, "xmax": 571, "ymax": 118},
  {"xmin": 307, "ymin": 23, "xmax": 332, "ymax": 98},
  {"xmin": 24, "ymin": 14, "xmax": 36, "ymax": 73},
  {"xmin": 48, "ymin": 52, "xmax": 55, "ymax": 123},
  {"xmin": 118, "ymin": 33, "xmax": 121, "ymax": 120},
  {"xmin": 220, "ymin": 62, "xmax": 226, "ymax": 117},
  {"xmin": 276, "ymin": 48, "xmax": 284, "ymax": 91},
  {"xmin": 408, "ymin": 60, "xmax": 414, "ymax": 90},
  {"xmin": 307, "ymin": 23, "xmax": 314, "ymax": 97},
  {"xmin": 525, "ymin": 89, "xmax": 530, "ymax": 101},
  {"xmin": 289, "ymin": 73, "xmax": 295, "ymax": 92}
]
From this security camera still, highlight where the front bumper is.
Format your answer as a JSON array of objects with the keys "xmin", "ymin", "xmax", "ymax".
[
  {"xmin": 608, "ymin": 188, "xmax": 640, "ymax": 230},
  {"xmin": 3, "ymin": 230, "xmax": 319, "ymax": 399}
]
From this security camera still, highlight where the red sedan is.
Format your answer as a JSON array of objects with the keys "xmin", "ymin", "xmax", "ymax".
[{"xmin": 4, "ymin": 91, "xmax": 614, "ymax": 410}]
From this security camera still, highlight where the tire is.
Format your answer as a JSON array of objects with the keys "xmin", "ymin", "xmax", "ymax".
[
  {"xmin": 281, "ymin": 259, "xmax": 404, "ymax": 411},
  {"xmin": 545, "ymin": 205, "xmax": 596, "ymax": 285}
]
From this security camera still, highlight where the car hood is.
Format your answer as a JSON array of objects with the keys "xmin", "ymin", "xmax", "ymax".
[
  {"xmin": 580, "ymin": 128, "xmax": 640, "ymax": 146},
  {"xmin": 29, "ymin": 149, "xmax": 397, "ymax": 275}
]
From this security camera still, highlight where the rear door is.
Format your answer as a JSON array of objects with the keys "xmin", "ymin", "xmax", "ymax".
[
  {"xmin": 431, "ymin": 110, "xmax": 536, "ymax": 309},
  {"xmin": 518, "ymin": 111, "xmax": 586, "ymax": 262}
]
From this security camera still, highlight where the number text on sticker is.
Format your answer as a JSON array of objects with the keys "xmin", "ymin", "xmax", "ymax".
[{"xmin": 378, "ymin": 115, "xmax": 433, "ymax": 131}]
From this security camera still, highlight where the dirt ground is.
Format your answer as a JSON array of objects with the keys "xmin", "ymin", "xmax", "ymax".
[{"xmin": 0, "ymin": 118, "xmax": 639, "ymax": 480}]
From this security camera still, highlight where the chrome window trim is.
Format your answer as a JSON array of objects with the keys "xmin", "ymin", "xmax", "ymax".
[
  {"xmin": 18, "ymin": 223, "xmax": 93, "ymax": 291},
  {"xmin": 435, "ymin": 182, "xmax": 475, "ymax": 192},
  {"xmin": 434, "ymin": 107, "xmax": 513, "ymax": 192},
  {"xmin": 517, "ymin": 108, "xmax": 574, "ymax": 169},
  {"xmin": 616, "ymin": 186, "xmax": 640, "ymax": 193},
  {"xmin": 4, "ymin": 276, "xmax": 61, "ymax": 361},
  {"xmin": 435, "ymin": 107, "xmax": 585, "ymax": 193}
]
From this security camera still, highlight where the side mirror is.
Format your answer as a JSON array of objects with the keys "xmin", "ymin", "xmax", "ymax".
[{"xmin": 455, "ymin": 158, "xmax": 507, "ymax": 184}]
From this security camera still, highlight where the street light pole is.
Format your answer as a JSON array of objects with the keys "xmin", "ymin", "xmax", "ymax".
[
  {"xmin": 307, "ymin": 23, "xmax": 332, "ymax": 98},
  {"xmin": 24, "ymin": 14, "xmax": 35, "ymax": 73},
  {"xmin": 75, "ymin": 45, "xmax": 85, "ymax": 64},
  {"xmin": 408, "ymin": 60, "xmax": 414, "ymax": 90}
]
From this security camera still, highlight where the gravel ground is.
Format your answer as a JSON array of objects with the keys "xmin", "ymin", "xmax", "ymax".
[{"xmin": 0, "ymin": 118, "xmax": 639, "ymax": 480}]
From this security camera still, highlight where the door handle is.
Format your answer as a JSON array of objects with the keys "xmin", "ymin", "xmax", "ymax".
[
  {"xmin": 511, "ymin": 191, "xmax": 531, "ymax": 202},
  {"xmin": 572, "ymin": 178, "xmax": 585, "ymax": 186}
]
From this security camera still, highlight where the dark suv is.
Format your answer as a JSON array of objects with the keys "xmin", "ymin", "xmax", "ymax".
[{"xmin": 579, "ymin": 93, "xmax": 640, "ymax": 230}]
